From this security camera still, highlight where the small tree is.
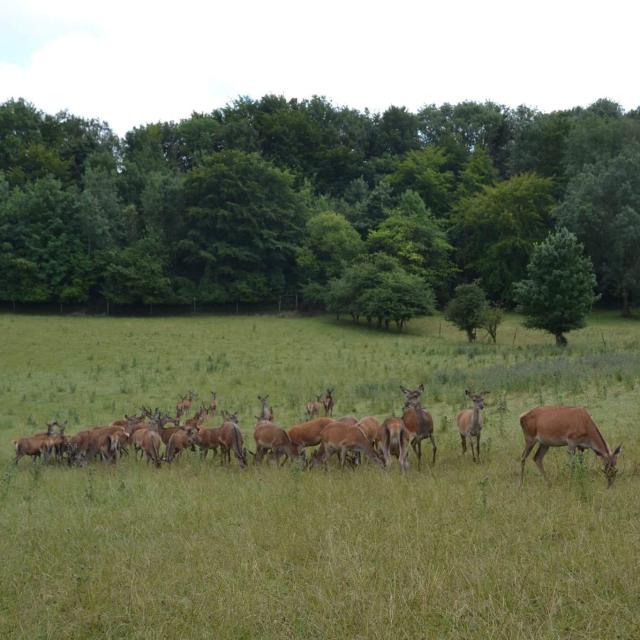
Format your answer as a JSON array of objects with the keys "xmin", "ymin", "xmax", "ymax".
[
  {"xmin": 445, "ymin": 282, "xmax": 488, "ymax": 342},
  {"xmin": 514, "ymin": 228, "xmax": 597, "ymax": 346},
  {"xmin": 482, "ymin": 304, "xmax": 504, "ymax": 344}
]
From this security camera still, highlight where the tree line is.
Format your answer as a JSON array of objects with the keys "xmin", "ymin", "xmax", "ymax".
[{"xmin": 1, "ymin": 95, "xmax": 639, "ymax": 321}]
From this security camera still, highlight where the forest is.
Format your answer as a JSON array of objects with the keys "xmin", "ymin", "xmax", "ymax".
[{"xmin": 1, "ymin": 95, "xmax": 639, "ymax": 316}]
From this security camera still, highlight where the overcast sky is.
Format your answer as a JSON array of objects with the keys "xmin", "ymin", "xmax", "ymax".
[{"xmin": 1, "ymin": 0, "xmax": 637, "ymax": 135}]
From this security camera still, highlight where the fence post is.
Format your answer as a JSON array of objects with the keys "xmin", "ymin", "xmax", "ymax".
[
  {"xmin": 193, "ymin": 297, "xmax": 196, "ymax": 313},
  {"xmin": 236, "ymin": 302, "xmax": 239, "ymax": 314},
  {"xmin": 106, "ymin": 300, "xmax": 110, "ymax": 316},
  {"xmin": 278, "ymin": 296, "xmax": 282, "ymax": 313},
  {"xmin": 295, "ymin": 293, "xmax": 298, "ymax": 311}
]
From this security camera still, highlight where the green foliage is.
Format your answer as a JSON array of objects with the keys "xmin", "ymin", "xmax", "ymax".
[
  {"xmin": 387, "ymin": 147, "xmax": 455, "ymax": 217},
  {"xmin": 326, "ymin": 254, "xmax": 435, "ymax": 329},
  {"xmin": 182, "ymin": 150, "xmax": 307, "ymax": 302},
  {"xmin": 452, "ymin": 173, "xmax": 555, "ymax": 301},
  {"xmin": 366, "ymin": 190, "xmax": 454, "ymax": 296},
  {"xmin": 554, "ymin": 145, "xmax": 640, "ymax": 315},
  {"xmin": 514, "ymin": 228, "xmax": 597, "ymax": 345},
  {"xmin": 2, "ymin": 95, "xmax": 640, "ymax": 309},
  {"xmin": 296, "ymin": 211, "xmax": 363, "ymax": 284},
  {"xmin": 445, "ymin": 282, "xmax": 488, "ymax": 342}
]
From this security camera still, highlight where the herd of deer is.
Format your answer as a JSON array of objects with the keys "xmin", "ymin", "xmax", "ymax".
[{"xmin": 11, "ymin": 385, "xmax": 623, "ymax": 486}]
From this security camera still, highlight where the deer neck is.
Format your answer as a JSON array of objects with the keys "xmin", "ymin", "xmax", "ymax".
[{"xmin": 472, "ymin": 406, "xmax": 482, "ymax": 429}]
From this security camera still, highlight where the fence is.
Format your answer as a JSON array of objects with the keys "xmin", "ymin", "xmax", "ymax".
[{"xmin": 0, "ymin": 294, "xmax": 302, "ymax": 317}]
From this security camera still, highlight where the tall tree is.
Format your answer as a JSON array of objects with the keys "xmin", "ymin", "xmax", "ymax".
[{"xmin": 181, "ymin": 151, "xmax": 307, "ymax": 303}]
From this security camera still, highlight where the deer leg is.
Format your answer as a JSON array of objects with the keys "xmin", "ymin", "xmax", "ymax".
[
  {"xmin": 476, "ymin": 434, "xmax": 481, "ymax": 462},
  {"xmin": 520, "ymin": 438, "xmax": 537, "ymax": 486},
  {"xmin": 430, "ymin": 435, "xmax": 437, "ymax": 465},
  {"xmin": 533, "ymin": 444, "xmax": 551, "ymax": 486},
  {"xmin": 460, "ymin": 434, "xmax": 467, "ymax": 455},
  {"xmin": 412, "ymin": 437, "xmax": 422, "ymax": 469},
  {"xmin": 339, "ymin": 448, "xmax": 347, "ymax": 469}
]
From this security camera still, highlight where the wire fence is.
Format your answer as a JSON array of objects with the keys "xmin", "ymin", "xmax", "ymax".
[{"xmin": 0, "ymin": 294, "xmax": 303, "ymax": 317}]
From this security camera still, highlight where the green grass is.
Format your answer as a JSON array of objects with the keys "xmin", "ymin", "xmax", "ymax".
[{"xmin": 1, "ymin": 311, "xmax": 639, "ymax": 639}]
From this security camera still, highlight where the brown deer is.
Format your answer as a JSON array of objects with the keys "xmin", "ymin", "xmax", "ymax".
[
  {"xmin": 288, "ymin": 417, "xmax": 334, "ymax": 451},
  {"xmin": 311, "ymin": 421, "xmax": 384, "ymax": 469},
  {"xmin": 519, "ymin": 405, "xmax": 622, "ymax": 487},
  {"xmin": 176, "ymin": 391, "xmax": 195, "ymax": 416},
  {"xmin": 13, "ymin": 423, "xmax": 55, "ymax": 464},
  {"xmin": 380, "ymin": 417, "xmax": 411, "ymax": 471},
  {"xmin": 305, "ymin": 396, "xmax": 323, "ymax": 420},
  {"xmin": 256, "ymin": 395, "xmax": 274, "ymax": 423},
  {"xmin": 356, "ymin": 416, "xmax": 382, "ymax": 449},
  {"xmin": 209, "ymin": 391, "xmax": 218, "ymax": 416},
  {"xmin": 218, "ymin": 413, "xmax": 247, "ymax": 467},
  {"xmin": 134, "ymin": 423, "xmax": 163, "ymax": 467},
  {"xmin": 253, "ymin": 422, "xmax": 302, "ymax": 465},
  {"xmin": 322, "ymin": 388, "xmax": 335, "ymax": 416},
  {"xmin": 335, "ymin": 415, "xmax": 358, "ymax": 427},
  {"xmin": 400, "ymin": 384, "xmax": 437, "ymax": 468},
  {"xmin": 195, "ymin": 425, "xmax": 223, "ymax": 460},
  {"xmin": 456, "ymin": 390, "xmax": 488, "ymax": 462},
  {"xmin": 165, "ymin": 425, "xmax": 199, "ymax": 463}
]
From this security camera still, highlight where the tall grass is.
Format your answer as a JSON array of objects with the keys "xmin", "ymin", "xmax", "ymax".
[{"xmin": 0, "ymin": 311, "xmax": 639, "ymax": 638}]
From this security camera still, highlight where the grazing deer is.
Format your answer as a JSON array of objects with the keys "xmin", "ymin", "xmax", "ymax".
[
  {"xmin": 322, "ymin": 388, "xmax": 335, "ymax": 416},
  {"xmin": 380, "ymin": 417, "xmax": 411, "ymax": 471},
  {"xmin": 457, "ymin": 390, "xmax": 488, "ymax": 462},
  {"xmin": 519, "ymin": 405, "xmax": 622, "ymax": 487},
  {"xmin": 305, "ymin": 396, "xmax": 323, "ymax": 420},
  {"xmin": 288, "ymin": 417, "xmax": 334, "ymax": 451},
  {"xmin": 209, "ymin": 391, "xmax": 218, "ymax": 416},
  {"xmin": 256, "ymin": 395, "xmax": 274, "ymax": 423},
  {"xmin": 253, "ymin": 422, "xmax": 302, "ymax": 465},
  {"xmin": 176, "ymin": 391, "xmax": 195, "ymax": 416},
  {"xmin": 400, "ymin": 384, "xmax": 437, "ymax": 468},
  {"xmin": 311, "ymin": 421, "xmax": 384, "ymax": 469},
  {"xmin": 135, "ymin": 422, "xmax": 163, "ymax": 467},
  {"xmin": 165, "ymin": 425, "xmax": 199, "ymax": 463},
  {"xmin": 218, "ymin": 413, "xmax": 247, "ymax": 467}
]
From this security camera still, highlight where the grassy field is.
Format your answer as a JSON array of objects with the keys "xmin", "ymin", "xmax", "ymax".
[{"xmin": 1, "ymin": 311, "xmax": 639, "ymax": 639}]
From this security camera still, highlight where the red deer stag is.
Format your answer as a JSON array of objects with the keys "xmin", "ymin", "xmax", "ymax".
[
  {"xmin": 400, "ymin": 384, "xmax": 437, "ymax": 468},
  {"xmin": 519, "ymin": 405, "xmax": 622, "ymax": 487},
  {"xmin": 456, "ymin": 390, "xmax": 488, "ymax": 462},
  {"xmin": 380, "ymin": 417, "xmax": 411, "ymax": 471}
]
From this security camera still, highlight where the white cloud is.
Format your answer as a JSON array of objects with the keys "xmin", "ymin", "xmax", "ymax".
[{"xmin": 1, "ymin": 0, "xmax": 638, "ymax": 135}]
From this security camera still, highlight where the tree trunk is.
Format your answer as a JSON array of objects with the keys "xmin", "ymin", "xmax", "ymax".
[
  {"xmin": 622, "ymin": 287, "xmax": 631, "ymax": 317},
  {"xmin": 466, "ymin": 328, "xmax": 476, "ymax": 343},
  {"xmin": 555, "ymin": 332, "xmax": 568, "ymax": 347}
]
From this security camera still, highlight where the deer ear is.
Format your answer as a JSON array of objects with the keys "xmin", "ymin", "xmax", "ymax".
[
  {"xmin": 464, "ymin": 389, "xmax": 470, "ymax": 396},
  {"xmin": 418, "ymin": 384, "xmax": 424, "ymax": 392},
  {"xmin": 613, "ymin": 444, "xmax": 622, "ymax": 456}
]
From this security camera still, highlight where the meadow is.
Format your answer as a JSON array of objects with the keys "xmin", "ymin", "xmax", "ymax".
[{"xmin": 0, "ymin": 311, "xmax": 639, "ymax": 639}]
